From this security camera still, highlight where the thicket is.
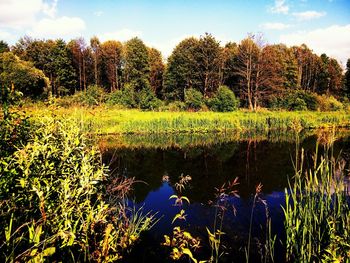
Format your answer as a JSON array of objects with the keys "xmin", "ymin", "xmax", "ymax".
[{"xmin": 0, "ymin": 88, "xmax": 157, "ymax": 262}]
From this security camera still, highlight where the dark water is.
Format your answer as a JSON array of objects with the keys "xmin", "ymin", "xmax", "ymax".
[{"xmin": 101, "ymin": 132, "xmax": 350, "ymax": 263}]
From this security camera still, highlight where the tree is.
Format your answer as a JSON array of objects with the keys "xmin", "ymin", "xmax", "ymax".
[
  {"xmin": 292, "ymin": 44, "xmax": 320, "ymax": 91},
  {"xmin": 163, "ymin": 37, "xmax": 201, "ymax": 100},
  {"xmin": 50, "ymin": 39, "xmax": 77, "ymax": 95},
  {"xmin": 0, "ymin": 52, "xmax": 48, "ymax": 97},
  {"xmin": 67, "ymin": 38, "xmax": 88, "ymax": 92},
  {"xmin": 101, "ymin": 40, "xmax": 123, "ymax": 92},
  {"xmin": 0, "ymin": 41, "xmax": 9, "ymax": 53},
  {"xmin": 196, "ymin": 33, "xmax": 222, "ymax": 97},
  {"xmin": 123, "ymin": 37, "xmax": 150, "ymax": 91},
  {"xmin": 345, "ymin": 59, "xmax": 350, "ymax": 98},
  {"xmin": 222, "ymin": 42, "xmax": 239, "ymax": 91},
  {"xmin": 90, "ymin": 36, "xmax": 101, "ymax": 86},
  {"xmin": 148, "ymin": 47, "xmax": 164, "ymax": 97},
  {"xmin": 234, "ymin": 35, "xmax": 260, "ymax": 110}
]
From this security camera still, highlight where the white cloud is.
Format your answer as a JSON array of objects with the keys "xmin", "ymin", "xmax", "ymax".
[
  {"xmin": 270, "ymin": 0, "xmax": 289, "ymax": 14},
  {"xmin": 98, "ymin": 29, "xmax": 143, "ymax": 42},
  {"xmin": 292, "ymin": 11, "xmax": 326, "ymax": 21},
  {"xmin": 42, "ymin": 0, "xmax": 58, "ymax": 18},
  {"xmin": 0, "ymin": 0, "xmax": 43, "ymax": 28},
  {"xmin": 280, "ymin": 24, "xmax": 350, "ymax": 66},
  {"xmin": 27, "ymin": 16, "xmax": 86, "ymax": 38},
  {"xmin": 93, "ymin": 11, "xmax": 103, "ymax": 17},
  {"xmin": 260, "ymin": 22, "xmax": 292, "ymax": 30}
]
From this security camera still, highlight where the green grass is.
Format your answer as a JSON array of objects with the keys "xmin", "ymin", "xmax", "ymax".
[
  {"xmin": 22, "ymin": 105, "xmax": 350, "ymax": 135},
  {"xmin": 284, "ymin": 134, "xmax": 350, "ymax": 262}
]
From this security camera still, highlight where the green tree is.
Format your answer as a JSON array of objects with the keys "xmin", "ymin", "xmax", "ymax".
[
  {"xmin": 0, "ymin": 40, "xmax": 9, "ymax": 53},
  {"xmin": 123, "ymin": 37, "xmax": 150, "ymax": 91},
  {"xmin": 345, "ymin": 59, "xmax": 350, "ymax": 98},
  {"xmin": 51, "ymin": 39, "xmax": 77, "ymax": 95},
  {"xmin": 0, "ymin": 52, "xmax": 48, "ymax": 97},
  {"xmin": 222, "ymin": 42, "xmax": 239, "ymax": 91},
  {"xmin": 163, "ymin": 37, "xmax": 201, "ymax": 101}
]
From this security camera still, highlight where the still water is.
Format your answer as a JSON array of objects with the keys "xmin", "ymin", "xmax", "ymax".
[{"xmin": 101, "ymin": 131, "xmax": 350, "ymax": 262}]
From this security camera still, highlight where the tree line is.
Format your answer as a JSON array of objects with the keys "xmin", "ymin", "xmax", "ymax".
[{"xmin": 0, "ymin": 33, "xmax": 349, "ymax": 110}]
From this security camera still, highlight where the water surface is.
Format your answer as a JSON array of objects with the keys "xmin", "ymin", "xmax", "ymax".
[{"xmin": 101, "ymin": 131, "xmax": 350, "ymax": 262}]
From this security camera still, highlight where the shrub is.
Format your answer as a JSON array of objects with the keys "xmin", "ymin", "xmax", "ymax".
[
  {"xmin": 106, "ymin": 84, "xmax": 137, "ymax": 108},
  {"xmin": 74, "ymin": 85, "xmax": 106, "ymax": 106},
  {"xmin": 184, "ymin": 88, "xmax": 204, "ymax": 110},
  {"xmin": 269, "ymin": 90, "xmax": 317, "ymax": 111},
  {"xmin": 316, "ymin": 95, "xmax": 343, "ymax": 111},
  {"xmin": 159, "ymin": 101, "xmax": 187, "ymax": 112},
  {"xmin": 0, "ymin": 117, "xmax": 157, "ymax": 262},
  {"xmin": 207, "ymin": 86, "xmax": 239, "ymax": 112},
  {"xmin": 136, "ymin": 85, "xmax": 162, "ymax": 110}
]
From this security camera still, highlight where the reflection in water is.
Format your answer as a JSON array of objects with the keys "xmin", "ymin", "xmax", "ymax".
[{"xmin": 101, "ymin": 132, "xmax": 350, "ymax": 263}]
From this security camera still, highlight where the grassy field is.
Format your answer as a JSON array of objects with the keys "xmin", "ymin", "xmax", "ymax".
[{"xmin": 22, "ymin": 105, "xmax": 350, "ymax": 134}]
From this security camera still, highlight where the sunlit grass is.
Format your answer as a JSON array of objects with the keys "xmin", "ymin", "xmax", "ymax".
[{"xmin": 22, "ymin": 105, "xmax": 350, "ymax": 135}]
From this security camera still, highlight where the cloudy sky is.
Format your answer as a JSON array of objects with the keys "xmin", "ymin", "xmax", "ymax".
[{"xmin": 0, "ymin": 0, "xmax": 349, "ymax": 65}]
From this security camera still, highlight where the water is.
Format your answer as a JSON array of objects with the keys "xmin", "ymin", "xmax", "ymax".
[{"xmin": 101, "ymin": 132, "xmax": 350, "ymax": 262}]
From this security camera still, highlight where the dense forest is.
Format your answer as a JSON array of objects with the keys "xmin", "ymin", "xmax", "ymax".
[{"xmin": 0, "ymin": 33, "xmax": 350, "ymax": 111}]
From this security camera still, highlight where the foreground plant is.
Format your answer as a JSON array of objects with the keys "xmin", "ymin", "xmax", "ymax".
[
  {"xmin": 0, "ymin": 116, "xmax": 157, "ymax": 262},
  {"xmin": 283, "ymin": 132, "xmax": 350, "ymax": 262}
]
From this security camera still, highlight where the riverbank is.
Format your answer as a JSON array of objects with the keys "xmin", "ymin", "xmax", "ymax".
[{"xmin": 23, "ymin": 105, "xmax": 350, "ymax": 134}]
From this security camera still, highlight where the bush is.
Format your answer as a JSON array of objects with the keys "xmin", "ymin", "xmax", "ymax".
[
  {"xmin": 0, "ymin": 117, "xmax": 157, "ymax": 262},
  {"xmin": 316, "ymin": 95, "xmax": 343, "ymax": 111},
  {"xmin": 106, "ymin": 84, "xmax": 137, "ymax": 108},
  {"xmin": 184, "ymin": 88, "xmax": 204, "ymax": 110},
  {"xmin": 136, "ymin": 85, "xmax": 163, "ymax": 110},
  {"xmin": 74, "ymin": 85, "xmax": 106, "ymax": 106},
  {"xmin": 207, "ymin": 86, "xmax": 239, "ymax": 112},
  {"xmin": 269, "ymin": 90, "xmax": 317, "ymax": 111},
  {"xmin": 159, "ymin": 101, "xmax": 187, "ymax": 112}
]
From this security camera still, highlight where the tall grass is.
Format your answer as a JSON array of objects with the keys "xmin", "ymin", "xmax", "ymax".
[
  {"xmin": 23, "ymin": 105, "xmax": 350, "ymax": 135},
  {"xmin": 283, "ymin": 131, "xmax": 350, "ymax": 262}
]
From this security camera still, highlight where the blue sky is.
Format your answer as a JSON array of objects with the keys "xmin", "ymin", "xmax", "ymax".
[{"xmin": 0, "ymin": 0, "xmax": 349, "ymax": 64}]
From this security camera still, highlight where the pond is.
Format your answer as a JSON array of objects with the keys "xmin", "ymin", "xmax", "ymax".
[{"xmin": 101, "ymin": 131, "xmax": 350, "ymax": 263}]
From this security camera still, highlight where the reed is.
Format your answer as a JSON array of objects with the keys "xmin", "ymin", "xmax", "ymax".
[
  {"xmin": 23, "ymin": 105, "xmax": 350, "ymax": 135},
  {"xmin": 283, "ymin": 131, "xmax": 350, "ymax": 262}
]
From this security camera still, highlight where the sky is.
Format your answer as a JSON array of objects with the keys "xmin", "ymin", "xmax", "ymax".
[{"xmin": 0, "ymin": 0, "xmax": 349, "ymax": 65}]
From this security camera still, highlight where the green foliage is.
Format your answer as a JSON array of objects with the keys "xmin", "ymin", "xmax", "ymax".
[
  {"xmin": 270, "ymin": 90, "xmax": 318, "ymax": 111},
  {"xmin": 207, "ymin": 86, "xmax": 239, "ymax": 112},
  {"xmin": 0, "ymin": 52, "xmax": 48, "ymax": 97},
  {"xmin": 184, "ymin": 88, "xmax": 204, "ymax": 110},
  {"xmin": 163, "ymin": 37, "xmax": 201, "ymax": 101},
  {"xmin": 284, "ymin": 138, "xmax": 350, "ymax": 262},
  {"xmin": 316, "ymin": 95, "xmax": 343, "ymax": 111},
  {"xmin": 107, "ymin": 84, "xmax": 136, "ymax": 108},
  {"xmin": 124, "ymin": 37, "xmax": 150, "ymax": 91},
  {"xmin": 75, "ymin": 84, "xmax": 106, "ymax": 106},
  {"xmin": 344, "ymin": 58, "xmax": 350, "ymax": 98},
  {"xmin": 0, "ymin": 117, "xmax": 157, "ymax": 262},
  {"xmin": 136, "ymin": 85, "xmax": 162, "ymax": 110},
  {"xmin": 0, "ymin": 40, "xmax": 9, "ymax": 53}
]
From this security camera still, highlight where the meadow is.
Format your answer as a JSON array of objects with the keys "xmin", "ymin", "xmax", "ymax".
[{"xmin": 23, "ymin": 104, "xmax": 350, "ymax": 135}]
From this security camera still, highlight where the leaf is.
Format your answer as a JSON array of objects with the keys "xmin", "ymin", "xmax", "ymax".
[
  {"xmin": 42, "ymin": 247, "xmax": 56, "ymax": 257},
  {"xmin": 169, "ymin": 195, "xmax": 179, "ymax": 200},
  {"xmin": 181, "ymin": 196, "xmax": 190, "ymax": 204},
  {"xmin": 172, "ymin": 209, "xmax": 186, "ymax": 224},
  {"xmin": 182, "ymin": 248, "xmax": 197, "ymax": 263}
]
